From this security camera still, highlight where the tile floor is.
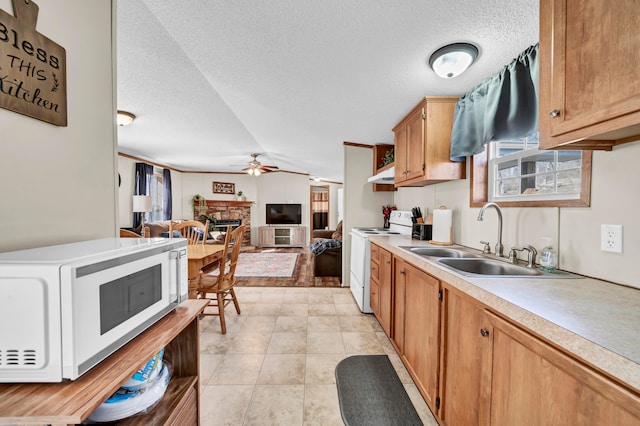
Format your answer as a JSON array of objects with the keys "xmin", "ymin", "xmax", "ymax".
[{"xmin": 198, "ymin": 286, "xmax": 439, "ymax": 425}]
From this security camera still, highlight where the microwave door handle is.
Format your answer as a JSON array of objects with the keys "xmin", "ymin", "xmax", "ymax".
[{"xmin": 170, "ymin": 249, "xmax": 186, "ymax": 303}]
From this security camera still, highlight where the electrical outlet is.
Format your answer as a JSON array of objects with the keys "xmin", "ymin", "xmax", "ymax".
[{"xmin": 601, "ymin": 224, "xmax": 623, "ymax": 253}]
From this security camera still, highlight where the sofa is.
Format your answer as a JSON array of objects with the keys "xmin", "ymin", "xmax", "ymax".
[{"xmin": 311, "ymin": 221, "xmax": 342, "ymax": 281}]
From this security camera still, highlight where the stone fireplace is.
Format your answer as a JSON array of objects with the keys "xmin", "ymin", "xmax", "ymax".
[{"xmin": 193, "ymin": 200, "xmax": 252, "ymax": 246}]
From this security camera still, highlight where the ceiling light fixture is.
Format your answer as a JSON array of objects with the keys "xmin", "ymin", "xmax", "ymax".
[
  {"xmin": 117, "ymin": 110, "xmax": 136, "ymax": 126},
  {"xmin": 429, "ymin": 43, "xmax": 478, "ymax": 79}
]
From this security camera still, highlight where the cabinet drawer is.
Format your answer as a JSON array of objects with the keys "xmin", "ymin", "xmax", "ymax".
[
  {"xmin": 370, "ymin": 260, "xmax": 380, "ymax": 282},
  {"xmin": 371, "ymin": 243, "xmax": 380, "ymax": 263}
]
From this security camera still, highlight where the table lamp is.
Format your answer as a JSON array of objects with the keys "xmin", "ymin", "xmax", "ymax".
[{"xmin": 132, "ymin": 195, "xmax": 152, "ymax": 236}]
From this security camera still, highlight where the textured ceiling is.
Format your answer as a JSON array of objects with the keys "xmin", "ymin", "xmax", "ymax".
[{"xmin": 117, "ymin": 0, "xmax": 539, "ymax": 182}]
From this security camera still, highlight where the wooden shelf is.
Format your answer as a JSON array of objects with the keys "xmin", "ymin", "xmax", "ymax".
[{"xmin": 0, "ymin": 300, "xmax": 208, "ymax": 425}]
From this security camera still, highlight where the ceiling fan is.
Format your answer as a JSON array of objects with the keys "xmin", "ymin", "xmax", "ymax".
[{"xmin": 242, "ymin": 153, "xmax": 279, "ymax": 175}]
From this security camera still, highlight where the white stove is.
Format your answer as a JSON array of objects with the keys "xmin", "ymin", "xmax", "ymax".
[{"xmin": 349, "ymin": 211, "xmax": 413, "ymax": 313}]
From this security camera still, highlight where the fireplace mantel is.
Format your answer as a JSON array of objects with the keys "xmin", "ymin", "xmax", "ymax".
[{"xmin": 195, "ymin": 200, "xmax": 252, "ymax": 208}]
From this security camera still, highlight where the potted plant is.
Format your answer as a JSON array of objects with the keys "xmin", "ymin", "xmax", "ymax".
[
  {"xmin": 237, "ymin": 191, "xmax": 246, "ymax": 201},
  {"xmin": 201, "ymin": 213, "xmax": 218, "ymax": 232}
]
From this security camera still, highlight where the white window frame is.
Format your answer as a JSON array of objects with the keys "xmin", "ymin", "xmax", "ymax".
[
  {"xmin": 147, "ymin": 168, "xmax": 164, "ymax": 222},
  {"xmin": 488, "ymin": 138, "xmax": 583, "ymax": 203}
]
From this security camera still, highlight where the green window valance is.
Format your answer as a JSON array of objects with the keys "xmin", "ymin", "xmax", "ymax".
[{"xmin": 450, "ymin": 43, "xmax": 539, "ymax": 161}]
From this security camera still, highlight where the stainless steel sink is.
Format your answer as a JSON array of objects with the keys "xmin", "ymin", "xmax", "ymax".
[
  {"xmin": 400, "ymin": 246, "xmax": 484, "ymax": 258},
  {"xmin": 437, "ymin": 258, "xmax": 582, "ymax": 278}
]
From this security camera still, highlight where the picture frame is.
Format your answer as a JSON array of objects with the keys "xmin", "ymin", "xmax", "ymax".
[{"xmin": 213, "ymin": 181, "xmax": 235, "ymax": 194}]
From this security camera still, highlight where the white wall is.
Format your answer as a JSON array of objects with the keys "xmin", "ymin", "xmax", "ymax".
[
  {"xmin": 343, "ymin": 145, "xmax": 394, "ymax": 285},
  {"xmin": 0, "ymin": 0, "xmax": 116, "ymax": 251},
  {"xmin": 392, "ymin": 140, "xmax": 640, "ymax": 289}
]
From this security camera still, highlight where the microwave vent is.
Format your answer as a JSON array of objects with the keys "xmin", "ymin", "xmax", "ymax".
[{"xmin": 0, "ymin": 349, "xmax": 40, "ymax": 368}]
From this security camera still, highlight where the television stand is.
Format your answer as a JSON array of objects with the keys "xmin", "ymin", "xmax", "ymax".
[{"xmin": 259, "ymin": 226, "xmax": 306, "ymax": 248}]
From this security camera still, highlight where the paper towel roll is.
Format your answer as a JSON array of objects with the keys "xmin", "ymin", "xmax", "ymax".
[{"xmin": 431, "ymin": 207, "xmax": 453, "ymax": 245}]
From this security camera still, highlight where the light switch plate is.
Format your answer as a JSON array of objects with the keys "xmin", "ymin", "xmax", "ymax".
[{"xmin": 601, "ymin": 224, "xmax": 623, "ymax": 253}]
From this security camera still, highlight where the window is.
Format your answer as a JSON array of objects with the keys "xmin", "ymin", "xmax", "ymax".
[
  {"xmin": 470, "ymin": 137, "xmax": 591, "ymax": 208},
  {"xmin": 147, "ymin": 168, "xmax": 164, "ymax": 222},
  {"xmin": 488, "ymin": 134, "xmax": 584, "ymax": 202}
]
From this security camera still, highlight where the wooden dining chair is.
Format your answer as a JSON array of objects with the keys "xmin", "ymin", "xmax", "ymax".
[
  {"xmin": 191, "ymin": 225, "xmax": 245, "ymax": 334},
  {"xmin": 169, "ymin": 220, "xmax": 209, "ymax": 245},
  {"xmin": 119, "ymin": 227, "xmax": 149, "ymax": 238}
]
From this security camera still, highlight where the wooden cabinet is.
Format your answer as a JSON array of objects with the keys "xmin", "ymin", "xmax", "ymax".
[
  {"xmin": 370, "ymin": 243, "xmax": 392, "ymax": 336},
  {"xmin": 394, "ymin": 257, "xmax": 441, "ymax": 414},
  {"xmin": 438, "ymin": 285, "xmax": 490, "ymax": 426},
  {"xmin": 393, "ymin": 97, "xmax": 465, "ymax": 187},
  {"xmin": 539, "ymin": 0, "xmax": 640, "ymax": 150},
  {"xmin": 259, "ymin": 226, "xmax": 306, "ymax": 247},
  {"xmin": 485, "ymin": 311, "xmax": 640, "ymax": 425},
  {"xmin": 0, "ymin": 300, "xmax": 208, "ymax": 425},
  {"xmin": 371, "ymin": 144, "xmax": 396, "ymax": 192}
]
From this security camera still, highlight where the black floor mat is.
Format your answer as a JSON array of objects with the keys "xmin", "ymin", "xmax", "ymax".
[{"xmin": 335, "ymin": 355, "xmax": 423, "ymax": 426}]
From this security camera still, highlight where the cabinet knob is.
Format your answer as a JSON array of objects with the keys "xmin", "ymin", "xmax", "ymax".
[
  {"xmin": 400, "ymin": 270, "xmax": 405, "ymax": 276},
  {"xmin": 549, "ymin": 109, "xmax": 560, "ymax": 118},
  {"xmin": 480, "ymin": 328, "xmax": 489, "ymax": 337}
]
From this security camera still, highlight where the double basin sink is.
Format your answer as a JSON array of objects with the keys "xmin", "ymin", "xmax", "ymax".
[{"xmin": 400, "ymin": 246, "xmax": 581, "ymax": 279}]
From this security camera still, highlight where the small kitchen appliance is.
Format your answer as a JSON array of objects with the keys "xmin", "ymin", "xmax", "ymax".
[
  {"xmin": 0, "ymin": 238, "xmax": 188, "ymax": 383},
  {"xmin": 412, "ymin": 223, "xmax": 433, "ymax": 240}
]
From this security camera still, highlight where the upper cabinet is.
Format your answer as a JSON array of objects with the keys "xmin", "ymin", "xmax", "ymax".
[
  {"xmin": 539, "ymin": 0, "xmax": 640, "ymax": 150},
  {"xmin": 393, "ymin": 97, "xmax": 466, "ymax": 186}
]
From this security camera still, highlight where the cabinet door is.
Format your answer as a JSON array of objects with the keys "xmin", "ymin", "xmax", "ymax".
[
  {"xmin": 291, "ymin": 227, "xmax": 306, "ymax": 245},
  {"xmin": 405, "ymin": 107, "xmax": 425, "ymax": 181},
  {"xmin": 394, "ymin": 124, "xmax": 408, "ymax": 183},
  {"xmin": 438, "ymin": 286, "xmax": 491, "ymax": 426},
  {"xmin": 401, "ymin": 261, "xmax": 440, "ymax": 414},
  {"xmin": 424, "ymin": 100, "xmax": 464, "ymax": 181},
  {"xmin": 486, "ymin": 312, "xmax": 640, "ymax": 425},
  {"xmin": 369, "ymin": 244, "xmax": 381, "ymax": 319},
  {"xmin": 259, "ymin": 227, "xmax": 275, "ymax": 246},
  {"xmin": 377, "ymin": 247, "xmax": 393, "ymax": 336},
  {"xmin": 539, "ymin": 0, "xmax": 640, "ymax": 149},
  {"xmin": 392, "ymin": 257, "xmax": 406, "ymax": 353}
]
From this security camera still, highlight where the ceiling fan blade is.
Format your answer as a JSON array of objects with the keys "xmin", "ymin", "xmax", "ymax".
[{"xmin": 261, "ymin": 165, "xmax": 279, "ymax": 169}]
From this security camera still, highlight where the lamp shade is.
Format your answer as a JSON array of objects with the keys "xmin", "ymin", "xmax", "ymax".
[
  {"xmin": 132, "ymin": 195, "xmax": 152, "ymax": 213},
  {"xmin": 429, "ymin": 43, "xmax": 478, "ymax": 79}
]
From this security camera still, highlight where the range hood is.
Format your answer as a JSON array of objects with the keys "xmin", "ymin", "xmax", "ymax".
[{"xmin": 368, "ymin": 166, "xmax": 395, "ymax": 184}]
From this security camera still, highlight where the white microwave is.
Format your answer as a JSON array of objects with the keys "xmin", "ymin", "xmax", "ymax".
[{"xmin": 0, "ymin": 238, "xmax": 188, "ymax": 383}]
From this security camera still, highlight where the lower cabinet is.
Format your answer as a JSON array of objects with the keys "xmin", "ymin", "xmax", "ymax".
[
  {"xmin": 439, "ymin": 285, "xmax": 490, "ymax": 426},
  {"xmin": 370, "ymin": 243, "xmax": 393, "ymax": 336},
  {"xmin": 375, "ymin": 249, "xmax": 640, "ymax": 425},
  {"xmin": 394, "ymin": 257, "xmax": 441, "ymax": 415},
  {"xmin": 259, "ymin": 226, "xmax": 306, "ymax": 247}
]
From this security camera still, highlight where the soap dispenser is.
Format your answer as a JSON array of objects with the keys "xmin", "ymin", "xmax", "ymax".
[{"xmin": 540, "ymin": 238, "xmax": 557, "ymax": 273}]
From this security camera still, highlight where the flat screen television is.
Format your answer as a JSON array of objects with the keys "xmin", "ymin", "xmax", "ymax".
[{"xmin": 266, "ymin": 203, "xmax": 302, "ymax": 225}]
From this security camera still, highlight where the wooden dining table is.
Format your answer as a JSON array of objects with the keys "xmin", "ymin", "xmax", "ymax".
[{"xmin": 187, "ymin": 243, "xmax": 225, "ymax": 281}]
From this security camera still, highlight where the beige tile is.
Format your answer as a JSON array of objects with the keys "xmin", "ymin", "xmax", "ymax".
[
  {"xmin": 208, "ymin": 353, "xmax": 265, "ymax": 385},
  {"xmin": 233, "ymin": 288, "xmax": 263, "ymax": 303},
  {"xmin": 257, "ymin": 291, "xmax": 286, "ymax": 304},
  {"xmin": 405, "ymin": 383, "xmax": 439, "ymax": 425},
  {"xmin": 274, "ymin": 316, "xmax": 308, "ymax": 333},
  {"xmin": 308, "ymin": 303, "xmax": 337, "ymax": 316},
  {"xmin": 376, "ymin": 331, "xmax": 398, "ymax": 355},
  {"xmin": 333, "ymin": 293, "xmax": 356, "ymax": 304},
  {"xmin": 307, "ymin": 332, "xmax": 345, "ymax": 354},
  {"xmin": 226, "ymin": 331, "xmax": 272, "ymax": 354},
  {"xmin": 342, "ymin": 331, "xmax": 385, "ymax": 354},
  {"xmin": 267, "ymin": 332, "xmax": 307, "ymax": 354},
  {"xmin": 308, "ymin": 316, "xmax": 340, "ymax": 332},
  {"xmin": 257, "ymin": 354, "xmax": 306, "ymax": 385},
  {"xmin": 308, "ymin": 291, "xmax": 335, "ymax": 304},
  {"xmin": 335, "ymin": 303, "xmax": 363, "ymax": 315},
  {"xmin": 338, "ymin": 315, "xmax": 375, "ymax": 332},
  {"xmin": 388, "ymin": 353, "xmax": 414, "ymax": 384},
  {"xmin": 250, "ymin": 303, "xmax": 282, "ymax": 316},
  {"xmin": 239, "ymin": 316, "xmax": 277, "ymax": 334},
  {"xmin": 200, "ymin": 331, "xmax": 233, "ymax": 354},
  {"xmin": 305, "ymin": 354, "xmax": 346, "ymax": 384},
  {"xmin": 244, "ymin": 384, "xmax": 305, "ymax": 425},
  {"xmin": 200, "ymin": 384, "xmax": 253, "ymax": 425},
  {"xmin": 367, "ymin": 315, "xmax": 384, "ymax": 332},
  {"xmin": 279, "ymin": 303, "xmax": 309, "ymax": 316},
  {"xmin": 200, "ymin": 353, "xmax": 225, "ymax": 386},
  {"xmin": 283, "ymin": 292, "xmax": 310, "ymax": 304},
  {"xmin": 303, "ymin": 384, "xmax": 344, "ymax": 426}
]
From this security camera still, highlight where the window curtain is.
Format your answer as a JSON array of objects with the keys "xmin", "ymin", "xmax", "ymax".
[
  {"xmin": 162, "ymin": 168, "xmax": 172, "ymax": 220},
  {"xmin": 450, "ymin": 43, "xmax": 539, "ymax": 161},
  {"xmin": 133, "ymin": 162, "xmax": 154, "ymax": 229}
]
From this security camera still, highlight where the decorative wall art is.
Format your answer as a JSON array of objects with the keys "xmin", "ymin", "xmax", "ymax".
[
  {"xmin": 212, "ymin": 182, "xmax": 235, "ymax": 194},
  {"xmin": 0, "ymin": 0, "xmax": 67, "ymax": 126}
]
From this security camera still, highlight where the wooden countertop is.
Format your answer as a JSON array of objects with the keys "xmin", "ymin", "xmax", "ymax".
[{"xmin": 369, "ymin": 234, "xmax": 640, "ymax": 394}]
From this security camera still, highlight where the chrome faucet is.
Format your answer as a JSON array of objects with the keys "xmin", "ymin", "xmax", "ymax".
[
  {"xmin": 477, "ymin": 202, "xmax": 504, "ymax": 257},
  {"xmin": 508, "ymin": 245, "xmax": 537, "ymax": 268}
]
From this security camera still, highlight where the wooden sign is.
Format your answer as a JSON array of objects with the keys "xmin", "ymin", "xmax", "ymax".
[
  {"xmin": 0, "ymin": 0, "xmax": 67, "ymax": 126},
  {"xmin": 213, "ymin": 181, "xmax": 235, "ymax": 194}
]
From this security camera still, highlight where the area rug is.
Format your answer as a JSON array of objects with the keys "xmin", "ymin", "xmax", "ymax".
[
  {"xmin": 335, "ymin": 355, "xmax": 422, "ymax": 426},
  {"xmin": 233, "ymin": 252, "xmax": 299, "ymax": 277}
]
